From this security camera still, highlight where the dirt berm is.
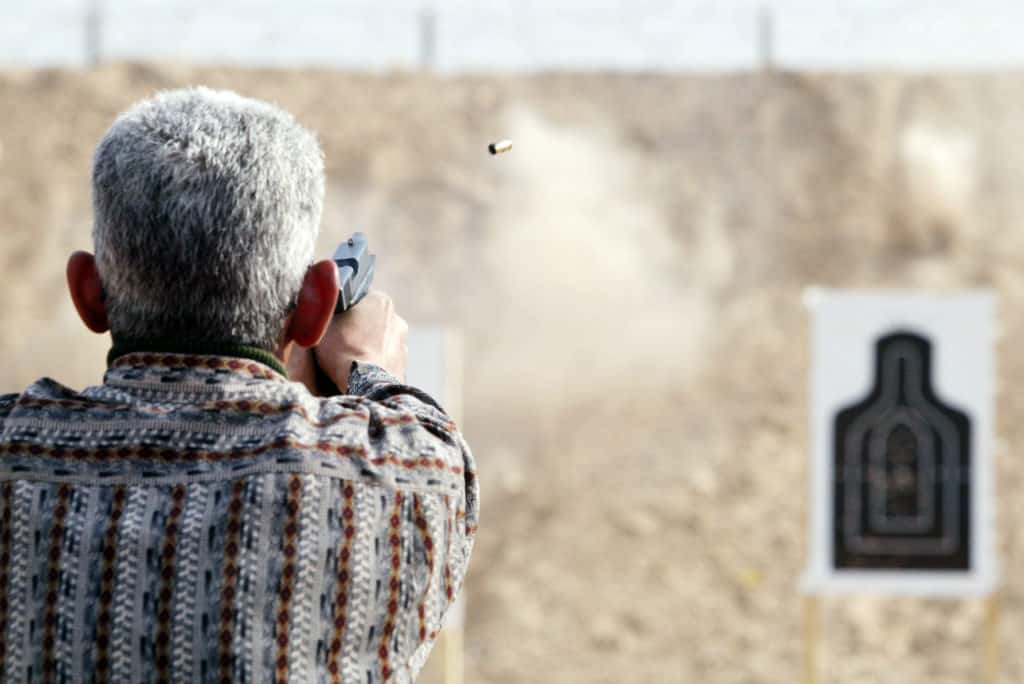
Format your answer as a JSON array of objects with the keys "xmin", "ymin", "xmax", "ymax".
[{"xmin": 2, "ymin": 65, "xmax": 1024, "ymax": 683}]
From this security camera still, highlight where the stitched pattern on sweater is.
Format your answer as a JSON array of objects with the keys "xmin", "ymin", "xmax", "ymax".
[{"xmin": 0, "ymin": 356, "xmax": 477, "ymax": 683}]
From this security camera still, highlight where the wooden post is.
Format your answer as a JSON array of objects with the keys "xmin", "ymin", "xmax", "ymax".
[
  {"xmin": 984, "ymin": 594, "xmax": 1000, "ymax": 684},
  {"xmin": 803, "ymin": 594, "xmax": 821, "ymax": 684},
  {"xmin": 444, "ymin": 609, "xmax": 464, "ymax": 684}
]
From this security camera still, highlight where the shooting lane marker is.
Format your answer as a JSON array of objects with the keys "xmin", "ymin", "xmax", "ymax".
[{"xmin": 488, "ymin": 140, "xmax": 512, "ymax": 155}]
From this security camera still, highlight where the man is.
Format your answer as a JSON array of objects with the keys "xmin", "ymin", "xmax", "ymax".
[{"xmin": 0, "ymin": 87, "xmax": 477, "ymax": 683}]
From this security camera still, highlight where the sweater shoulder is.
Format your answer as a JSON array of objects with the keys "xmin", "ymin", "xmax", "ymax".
[{"xmin": 0, "ymin": 393, "xmax": 19, "ymax": 421}]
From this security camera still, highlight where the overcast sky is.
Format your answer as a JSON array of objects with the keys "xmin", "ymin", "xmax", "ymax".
[{"xmin": 2, "ymin": 1, "xmax": 1022, "ymax": 71}]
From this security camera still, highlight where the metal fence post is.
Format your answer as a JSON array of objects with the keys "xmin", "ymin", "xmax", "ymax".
[
  {"xmin": 419, "ymin": 6, "xmax": 437, "ymax": 71},
  {"xmin": 85, "ymin": 0, "xmax": 104, "ymax": 67},
  {"xmin": 758, "ymin": 5, "xmax": 774, "ymax": 71}
]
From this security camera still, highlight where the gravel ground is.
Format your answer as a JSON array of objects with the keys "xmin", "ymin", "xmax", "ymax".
[{"xmin": 3, "ymin": 65, "xmax": 1024, "ymax": 683}]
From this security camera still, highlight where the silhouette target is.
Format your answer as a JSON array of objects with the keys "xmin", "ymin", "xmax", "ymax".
[{"xmin": 833, "ymin": 332, "xmax": 971, "ymax": 570}]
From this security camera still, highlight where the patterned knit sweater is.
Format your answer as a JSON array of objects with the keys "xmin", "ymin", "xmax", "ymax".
[{"xmin": 0, "ymin": 349, "xmax": 478, "ymax": 684}]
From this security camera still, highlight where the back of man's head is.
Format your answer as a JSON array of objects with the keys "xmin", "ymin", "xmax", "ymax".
[{"xmin": 92, "ymin": 87, "xmax": 324, "ymax": 350}]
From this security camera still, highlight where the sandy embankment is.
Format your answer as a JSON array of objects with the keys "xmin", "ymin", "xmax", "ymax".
[{"xmin": 3, "ymin": 65, "xmax": 1024, "ymax": 683}]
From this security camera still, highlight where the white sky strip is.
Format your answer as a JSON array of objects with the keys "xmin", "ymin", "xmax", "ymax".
[{"xmin": 1, "ymin": 1, "xmax": 1022, "ymax": 71}]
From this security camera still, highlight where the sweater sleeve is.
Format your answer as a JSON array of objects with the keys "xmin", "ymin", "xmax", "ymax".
[
  {"xmin": 347, "ymin": 360, "xmax": 478, "ymax": 535},
  {"xmin": 345, "ymin": 361, "xmax": 478, "ymax": 678}
]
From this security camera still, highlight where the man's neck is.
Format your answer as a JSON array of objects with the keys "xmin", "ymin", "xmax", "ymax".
[{"xmin": 107, "ymin": 337, "xmax": 289, "ymax": 377}]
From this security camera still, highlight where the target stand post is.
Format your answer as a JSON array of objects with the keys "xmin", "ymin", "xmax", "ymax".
[
  {"xmin": 802, "ymin": 594, "xmax": 821, "ymax": 684},
  {"xmin": 984, "ymin": 593, "xmax": 1001, "ymax": 684},
  {"xmin": 800, "ymin": 591, "xmax": 1001, "ymax": 684}
]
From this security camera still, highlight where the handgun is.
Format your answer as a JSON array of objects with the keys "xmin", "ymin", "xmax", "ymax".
[
  {"xmin": 313, "ymin": 232, "xmax": 377, "ymax": 395},
  {"xmin": 333, "ymin": 232, "xmax": 376, "ymax": 312}
]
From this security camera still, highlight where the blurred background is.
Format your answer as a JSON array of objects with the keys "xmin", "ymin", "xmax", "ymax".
[{"xmin": 4, "ymin": 1, "xmax": 1024, "ymax": 682}]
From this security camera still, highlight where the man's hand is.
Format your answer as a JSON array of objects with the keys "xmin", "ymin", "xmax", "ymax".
[{"xmin": 287, "ymin": 290, "xmax": 409, "ymax": 395}]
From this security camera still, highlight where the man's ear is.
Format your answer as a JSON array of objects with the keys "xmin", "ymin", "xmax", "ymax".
[
  {"xmin": 283, "ymin": 259, "xmax": 339, "ymax": 348},
  {"xmin": 67, "ymin": 251, "xmax": 110, "ymax": 334}
]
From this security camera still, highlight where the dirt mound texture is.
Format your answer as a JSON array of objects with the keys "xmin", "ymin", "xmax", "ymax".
[{"xmin": 3, "ymin": 65, "xmax": 1024, "ymax": 683}]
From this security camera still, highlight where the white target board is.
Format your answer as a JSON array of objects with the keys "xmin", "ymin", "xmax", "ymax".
[
  {"xmin": 407, "ymin": 325, "xmax": 466, "ymax": 684},
  {"xmin": 407, "ymin": 326, "xmax": 462, "ymax": 425},
  {"xmin": 802, "ymin": 289, "xmax": 997, "ymax": 597},
  {"xmin": 407, "ymin": 325, "xmax": 465, "ymax": 635}
]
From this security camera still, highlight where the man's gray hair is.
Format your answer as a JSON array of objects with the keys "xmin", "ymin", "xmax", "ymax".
[{"xmin": 92, "ymin": 87, "xmax": 325, "ymax": 350}]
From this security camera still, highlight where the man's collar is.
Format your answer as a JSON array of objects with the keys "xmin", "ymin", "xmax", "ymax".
[{"xmin": 107, "ymin": 337, "xmax": 289, "ymax": 379}]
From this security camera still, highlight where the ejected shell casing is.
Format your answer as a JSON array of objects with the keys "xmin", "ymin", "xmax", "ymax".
[{"xmin": 488, "ymin": 140, "xmax": 512, "ymax": 155}]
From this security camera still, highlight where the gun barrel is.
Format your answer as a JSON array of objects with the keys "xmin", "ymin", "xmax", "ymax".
[{"xmin": 332, "ymin": 232, "xmax": 376, "ymax": 313}]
